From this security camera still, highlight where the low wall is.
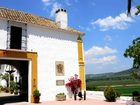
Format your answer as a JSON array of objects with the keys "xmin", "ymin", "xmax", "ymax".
[
  {"xmin": 86, "ymin": 91, "xmax": 105, "ymax": 100},
  {"xmin": 86, "ymin": 91, "xmax": 136, "ymax": 104}
]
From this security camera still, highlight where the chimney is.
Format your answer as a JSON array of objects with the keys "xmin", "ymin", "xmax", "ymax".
[{"xmin": 55, "ymin": 8, "xmax": 68, "ymax": 29}]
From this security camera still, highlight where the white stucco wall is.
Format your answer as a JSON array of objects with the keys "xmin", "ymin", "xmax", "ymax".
[
  {"xmin": 0, "ymin": 19, "xmax": 7, "ymax": 49},
  {"xmin": 27, "ymin": 24, "xmax": 79, "ymax": 101},
  {"xmin": 0, "ymin": 18, "xmax": 81, "ymax": 101}
]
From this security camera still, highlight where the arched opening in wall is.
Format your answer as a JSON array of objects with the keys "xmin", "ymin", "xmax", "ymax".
[{"xmin": 0, "ymin": 59, "xmax": 29, "ymax": 104}]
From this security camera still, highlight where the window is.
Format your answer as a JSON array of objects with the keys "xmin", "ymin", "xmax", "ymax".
[{"xmin": 10, "ymin": 26, "xmax": 22, "ymax": 49}]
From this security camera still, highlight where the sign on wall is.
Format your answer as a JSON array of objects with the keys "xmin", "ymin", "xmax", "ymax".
[
  {"xmin": 55, "ymin": 61, "xmax": 64, "ymax": 76},
  {"xmin": 56, "ymin": 80, "xmax": 65, "ymax": 86}
]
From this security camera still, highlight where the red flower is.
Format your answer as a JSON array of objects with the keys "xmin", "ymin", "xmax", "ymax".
[{"xmin": 65, "ymin": 74, "xmax": 81, "ymax": 94}]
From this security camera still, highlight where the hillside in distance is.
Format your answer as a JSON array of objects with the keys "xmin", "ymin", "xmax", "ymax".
[{"xmin": 86, "ymin": 68, "xmax": 140, "ymax": 80}]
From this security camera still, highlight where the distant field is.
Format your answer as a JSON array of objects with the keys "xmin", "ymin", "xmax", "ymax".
[
  {"xmin": 114, "ymin": 85, "xmax": 140, "ymax": 96},
  {"xmin": 86, "ymin": 79, "xmax": 140, "ymax": 86},
  {"xmin": 86, "ymin": 79, "xmax": 140, "ymax": 96},
  {"xmin": 86, "ymin": 68, "xmax": 140, "ymax": 96},
  {"xmin": 94, "ymin": 85, "xmax": 140, "ymax": 96}
]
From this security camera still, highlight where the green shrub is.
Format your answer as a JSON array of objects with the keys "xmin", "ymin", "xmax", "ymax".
[
  {"xmin": 56, "ymin": 93, "xmax": 65, "ymax": 96},
  {"xmin": 132, "ymin": 91, "xmax": 140, "ymax": 101},
  {"xmin": 132, "ymin": 91, "xmax": 139, "ymax": 96},
  {"xmin": 104, "ymin": 86, "xmax": 117, "ymax": 102},
  {"xmin": 10, "ymin": 81, "xmax": 17, "ymax": 94},
  {"xmin": 33, "ymin": 89, "xmax": 41, "ymax": 97}
]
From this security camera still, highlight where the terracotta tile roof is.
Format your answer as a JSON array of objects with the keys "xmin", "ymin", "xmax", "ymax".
[{"xmin": 0, "ymin": 7, "xmax": 84, "ymax": 35}]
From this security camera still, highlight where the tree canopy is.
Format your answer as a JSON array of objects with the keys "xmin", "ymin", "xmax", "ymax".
[
  {"xmin": 124, "ymin": 37, "xmax": 140, "ymax": 68},
  {"xmin": 135, "ymin": 5, "xmax": 140, "ymax": 15}
]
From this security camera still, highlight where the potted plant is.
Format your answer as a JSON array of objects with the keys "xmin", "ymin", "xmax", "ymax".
[
  {"xmin": 14, "ymin": 89, "xmax": 18, "ymax": 95},
  {"xmin": 33, "ymin": 89, "xmax": 41, "ymax": 103},
  {"xmin": 10, "ymin": 81, "xmax": 17, "ymax": 94},
  {"xmin": 65, "ymin": 74, "xmax": 83, "ymax": 100},
  {"xmin": 56, "ymin": 93, "xmax": 66, "ymax": 101}
]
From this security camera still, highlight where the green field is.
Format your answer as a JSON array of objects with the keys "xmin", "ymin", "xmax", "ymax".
[
  {"xmin": 114, "ymin": 85, "xmax": 140, "ymax": 96},
  {"xmin": 86, "ymin": 79, "xmax": 140, "ymax": 96},
  {"xmin": 86, "ymin": 79, "xmax": 140, "ymax": 87},
  {"xmin": 95, "ymin": 85, "xmax": 140, "ymax": 96},
  {"xmin": 86, "ymin": 68, "xmax": 140, "ymax": 96}
]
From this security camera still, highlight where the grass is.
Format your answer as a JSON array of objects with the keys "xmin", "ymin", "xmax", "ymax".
[
  {"xmin": 86, "ymin": 79, "xmax": 140, "ymax": 96},
  {"xmin": 87, "ymin": 79, "xmax": 140, "ymax": 87},
  {"xmin": 114, "ymin": 85, "xmax": 140, "ymax": 96}
]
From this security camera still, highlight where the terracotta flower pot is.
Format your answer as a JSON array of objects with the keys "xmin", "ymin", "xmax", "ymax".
[
  {"xmin": 34, "ymin": 96, "xmax": 40, "ymax": 103},
  {"xmin": 56, "ymin": 95, "xmax": 66, "ymax": 101}
]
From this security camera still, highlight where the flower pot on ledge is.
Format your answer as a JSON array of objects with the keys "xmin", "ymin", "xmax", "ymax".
[
  {"xmin": 33, "ymin": 89, "xmax": 41, "ymax": 103},
  {"xmin": 56, "ymin": 93, "xmax": 66, "ymax": 101},
  {"xmin": 34, "ymin": 96, "xmax": 40, "ymax": 103}
]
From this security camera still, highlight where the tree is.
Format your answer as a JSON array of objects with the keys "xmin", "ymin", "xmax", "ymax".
[
  {"xmin": 124, "ymin": 37, "xmax": 140, "ymax": 79},
  {"xmin": 135, "ymin": 5, "xmax": 140, "ymax": 15},
  {"xmin": 124, "ymin": 37, "xmax": 140, "ymax": 68},
  {"xmin": 127, "ymin": 0, "xmax": 140, "ymax": 15}
]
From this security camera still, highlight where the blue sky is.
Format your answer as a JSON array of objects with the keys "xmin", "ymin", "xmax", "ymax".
[{"xmin": 0, "ymin": 0, "xmax": 140, "ymax": 74}]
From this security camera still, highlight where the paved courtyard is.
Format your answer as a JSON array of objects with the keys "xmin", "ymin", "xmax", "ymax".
[
  {"xmin": 4, "ymin": 99, "xmax": 126, "ymax": 105},
  {"xmin": 1, "ymin": 91, "xmax": 131, "ymax": 105}
]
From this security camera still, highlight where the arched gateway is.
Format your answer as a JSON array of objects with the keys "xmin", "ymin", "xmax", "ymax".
[{"xmin": 0, "ymin": 49, "xmax": 37, "ymax": 102}]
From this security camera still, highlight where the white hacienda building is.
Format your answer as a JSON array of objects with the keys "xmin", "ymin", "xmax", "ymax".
[{"xmin": 0, "ymin": 7, "xmax": 86, "ymax": 102}]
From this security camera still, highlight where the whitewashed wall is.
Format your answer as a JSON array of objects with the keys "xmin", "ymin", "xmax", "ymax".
[
  {"xmin": 0, "ymin": 19, "xmax": 8, "ymax": 86},
  {"xmin": 0, "ymin": 19, "xmax": 7, "ymax": 49},
  {"xmin": 27, "ymin": 24, "xmax": 79, "ymax": 101}
]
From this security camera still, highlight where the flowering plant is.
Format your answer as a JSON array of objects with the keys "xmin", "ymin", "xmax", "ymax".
[{"xmin": 65, "ymin": 74, "xmax": 81, "ymax": 94}]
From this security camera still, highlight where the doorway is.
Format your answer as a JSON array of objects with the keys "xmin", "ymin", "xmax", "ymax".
[
  {"xmin": 0, "ymin": 60, "xmax": 29, "ymax": 104},
  {"xmin": 0, "ymin": 49, "xmax": 38, "ymax": 103}
]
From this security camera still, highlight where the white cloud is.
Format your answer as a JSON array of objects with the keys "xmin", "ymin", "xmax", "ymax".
[
  {"xmin": 42, "ymin": 0, "xmax": 80, "ymax": 17},
  {"xmin": 78, "ymin": 25, "xmax": 91, "ymax": 32},
  {"xmin": 85, "ymin": 46, "xmax": 117, "ymax": 64},
  {"xmin": 91, "ymin": 12, "xmax": 134, "ymax": 31},
  {"xmin": 42, "ymin": 0, "xmax": 62, "ymax": 17},
  {"xmin": 42, "ymin": 0, "xmax": 52, "ymax": 6},
  {"xmin": 50, "ymin": 2, "xmax": 62, "ymax": 17},
  {"xmin": 86, "ymin": 55, "xmax": 117, "ymax": 64},
  {"xmin": 85, "ymin": 46, "xmax": 117, "ymax": 58}
]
